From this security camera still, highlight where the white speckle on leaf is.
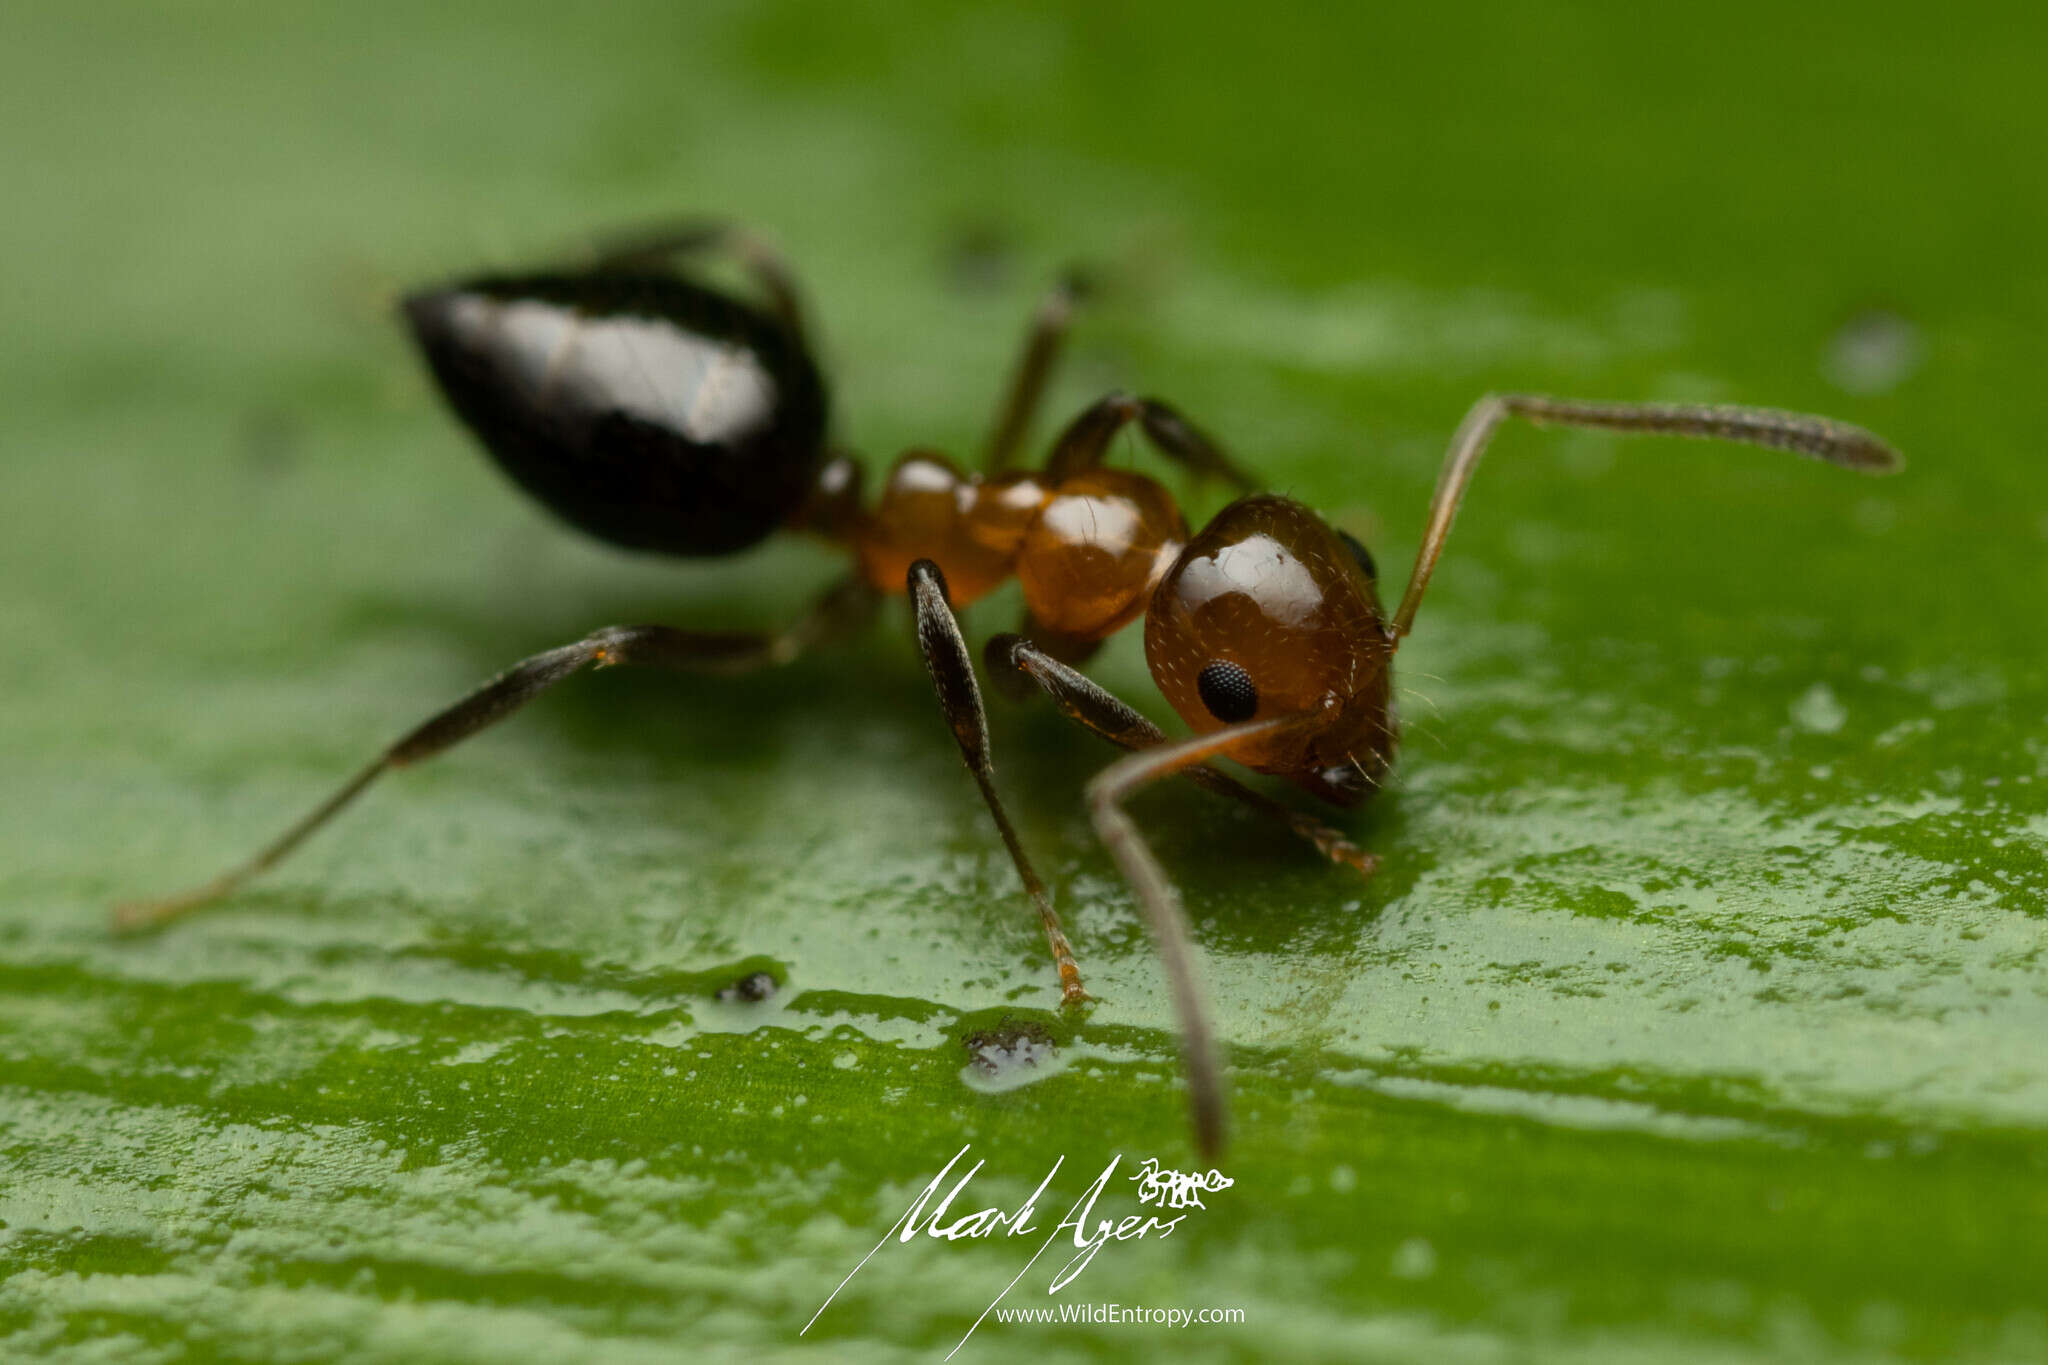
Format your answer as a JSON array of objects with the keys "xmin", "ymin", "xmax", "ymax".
[
  {"xmin": 1390, "ymin": 1238, "xmax": 1438, "ymax": 1280},
  {"xmin": 1824, "ymin": 310, "xmax": 1923, "ymax": 395},
  {"xmin": 1792, "ymin": 683, "xmax": 1847, "ymax": 734}
]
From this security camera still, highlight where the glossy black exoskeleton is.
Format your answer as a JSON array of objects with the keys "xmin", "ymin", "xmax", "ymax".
[
  {"xmin": 403, "ymin": 260, "xmax": 826, "ymax": 556},
  {"xmin": 123, "ymin": 218, "xmax": 1904, "ymax": 1161}
]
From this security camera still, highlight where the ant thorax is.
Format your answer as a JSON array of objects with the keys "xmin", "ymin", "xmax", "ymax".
[
  {"xmin": 126, "ymin": 217, "xmax": 1903, "ymax": 1159},
  {"xmin": 853, "ymin": 451, "xmax": 1186, "ymax": 646}
]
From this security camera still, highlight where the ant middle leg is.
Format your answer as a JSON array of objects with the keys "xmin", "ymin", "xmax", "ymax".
[
  {"xmin": 982, "ymin": 271, "xmax": 1091, "ymax": 473},
  {"xmin": 985, "ymin": 634, "xmax": 1379, "ymax": 878},
  {"xmin": 906, "ymin": 560, "xmax": 1089, "ymax": 1007},
  {"xmin": 983, "ymin": 614, "xmax": 1099, "ymax": 703},
  {"xmin": 112, "ymin": 576, "xmax": 876, "ymax": 935}
]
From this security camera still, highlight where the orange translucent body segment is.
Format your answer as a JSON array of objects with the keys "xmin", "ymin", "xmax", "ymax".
[
  {"xmin": 1018, "ymin": 469, "xmax": 1187, "ymax": 642},
  {"xmin": 964, "ymin": 472, "xmax": 1050, "ymax": 557},
  {"xmin": 855, "ymin": 453, "xmax": 1046, "ymax": 604},
  {"xmin": 1144, "ymin": 494, "xmax": 1395, "ymax": 797}
]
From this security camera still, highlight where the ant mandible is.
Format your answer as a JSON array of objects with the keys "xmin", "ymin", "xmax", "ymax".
[{"xmin": 115, "ymin": 220, "xmax": 1904, "ymax": 1158}]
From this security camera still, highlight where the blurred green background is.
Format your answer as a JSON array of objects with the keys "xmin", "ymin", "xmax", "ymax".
[{"xmin": 3, "ymin": 3, "xmax": 2045, "ymax": 1361}]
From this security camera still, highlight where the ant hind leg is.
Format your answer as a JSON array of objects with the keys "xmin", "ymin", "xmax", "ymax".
[
  {"xmin": 577, "ymin": 218, "xmax": 809, "ymax": 343},
  {"xmin": 113, "ymin": 577, "xmax": 875, "ymax": 935}
]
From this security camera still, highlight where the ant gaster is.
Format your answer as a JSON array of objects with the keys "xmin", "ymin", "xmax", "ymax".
[{"xmin": 116, "ymin": 221, "xmax": 1904, "ymax": 1157}]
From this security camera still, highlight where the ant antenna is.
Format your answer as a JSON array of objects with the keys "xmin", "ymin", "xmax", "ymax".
[{"xmin": 1391, "ymin": 394, "xmax": 1903, "ymax": 641}]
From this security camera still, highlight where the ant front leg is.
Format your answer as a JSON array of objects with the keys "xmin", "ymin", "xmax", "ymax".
[
  {"xmin": 1044, "ymin": 391, "xmax": 1259, "ymax": 492},
  {"xmin": 985, "ymin": 634, "xmax": 1379, "ymax": 878},
  {"xmin": 990, "ymin": 391, "xmax": 1261, "ymax": 675},
  {"xmin": 906, "ymin": 560, "xmax": 1089, "ymax": 1007},
  {"xmin": 113, "ymin": 577, "xmax": 876, "ymax": 935},
  {"xmin": 1085, "ymin": 713, "xmax": 1320, "ymax": 1159}
]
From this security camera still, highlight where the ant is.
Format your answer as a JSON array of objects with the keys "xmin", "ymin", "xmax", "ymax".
[{"xmin": 115, "ymin": 220, "xmax": 1904, "ymax": 1157}]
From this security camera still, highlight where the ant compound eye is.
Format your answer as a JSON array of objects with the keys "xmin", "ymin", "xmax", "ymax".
[
  {"xmin": 1196, "ymin": 660, "xmax": 1259, "ymax": 722},
  {"xmin": 1337, "ymin": 529, "xmax": 1376, "ymax": 581}
]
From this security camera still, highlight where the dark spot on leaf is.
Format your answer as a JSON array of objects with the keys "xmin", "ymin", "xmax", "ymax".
[
  {"xmin": 962, "ymin": 1018, "xmax": 1057, "ymax": 1080},
  {"xmin": 715, "ymin": 971, "xmax": 778, "ymax": 1003},
  {"xmin": 945, "ymin": 222, "xmax": 1015, "ymax": 294}
]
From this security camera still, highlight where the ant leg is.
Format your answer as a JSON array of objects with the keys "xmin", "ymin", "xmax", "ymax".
[
  {"xmin": 113, "ymin": 577, "xmax": 876, "ymax": 935},
  {"xmin": 982, "ymin": 272, "xmax": 1089, "ymax": 472},
  {"xmin": 982, "ymin": 613, "xmax": 1099, "ymax": 701},
  {"xmin": 1085, "ymin": 713, "xmax": 1312, "ymax": 1159},
  {"xmin": 985, "ymin": 633, "xmax": 1379, "ymax": 878},
  {"xmin": 906, "ymin": 560, "xmax": 1089, "ymax": 1007},
  {"xmin": 1045, "ymin": 392, "xmax": 1258, "ymax": 491},
  {"xmin": 1390, "ymin": 393, "xmax": 1904, "ymax": 640},
  {"xmin": 578, "ymin": 218, "xmax": 808, "ymax": 344}
]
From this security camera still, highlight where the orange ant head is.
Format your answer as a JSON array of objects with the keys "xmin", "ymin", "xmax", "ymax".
[{"xmin": 1143, "ymin": 495, "xmax": 1397, "ymax": 806}]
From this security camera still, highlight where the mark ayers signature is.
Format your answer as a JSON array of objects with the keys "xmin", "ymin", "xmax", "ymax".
[{"xmin": 804, "ymin": 1143, "xmax": 1233, "ymax": 1357}]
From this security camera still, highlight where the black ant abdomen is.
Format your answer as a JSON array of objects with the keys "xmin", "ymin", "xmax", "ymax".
[
  {"xmin": 403, "ymin": 265, "xmax": 827, "ymax": 557},
  {"xmin": 124, "ymin": 219, "xmax": 1906, "ymax": 1160}
]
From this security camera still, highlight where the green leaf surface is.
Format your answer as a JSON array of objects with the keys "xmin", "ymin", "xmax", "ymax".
[{"xmin": 3, "ymin": 3, "xmax": 2044, "ymax": 1362}]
